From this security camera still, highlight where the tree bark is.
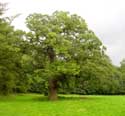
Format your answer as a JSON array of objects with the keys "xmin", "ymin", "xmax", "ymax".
[
  {"xmin": 48, "ymin": 79, "xmax": 58, "ymax": 100},
  {"xmin": 47, "ymin": 46, "xmax": 58, "ymax": 100}
]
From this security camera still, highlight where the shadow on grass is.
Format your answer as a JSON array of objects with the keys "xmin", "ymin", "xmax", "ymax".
[
  {"xmin": 32, "ymin": 95, "xmax": 99, "ymax": 102},
  {"xmin": 32, "ymin": 95, "xmax": 48, "ymax": 102},
  {"xmin": 58, "ymin": 95, "xmax": 86, "ymax": 100},
  {"xmin": 0, "ymin": 94, "xmax": 101, "ymax": 102},
  {"xmin": 32, "ymin": 96, "xmax": 84, "ymax": 102}
]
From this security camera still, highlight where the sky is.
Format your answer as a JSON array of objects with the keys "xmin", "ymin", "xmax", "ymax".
[{"xmin": 2, "ymin": 0, "xmax": 125, "ymax": 66}]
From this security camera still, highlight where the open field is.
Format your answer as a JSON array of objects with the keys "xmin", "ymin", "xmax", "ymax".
[{"xmin": 0, "ymin": 94, "xmax": 125, "ymax": 116}]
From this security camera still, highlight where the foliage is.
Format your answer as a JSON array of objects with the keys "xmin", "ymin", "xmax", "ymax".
[
  {"xmin": 0, "ymin": 3, "xmax": 31, "ymax": 94},
  {"xmin": 0, "ymin": 4, "xmax": 20, "ymax": 95}
]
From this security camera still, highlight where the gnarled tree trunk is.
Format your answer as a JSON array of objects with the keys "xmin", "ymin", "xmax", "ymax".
[
  {"xmin": 46, "ymin": 46, "xmax": 58, "ymax": 100},
  {"xmin": 48, "ymin": 79, "xmax": 58, "ymax": 100}
]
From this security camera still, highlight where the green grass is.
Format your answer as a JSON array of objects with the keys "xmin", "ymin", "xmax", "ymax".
[{"xmin": 0, "ymin": 94, "xmax": 125, "ymax": 116}]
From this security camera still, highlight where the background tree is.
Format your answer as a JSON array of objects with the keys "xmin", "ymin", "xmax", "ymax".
[
  {"xmin": 118, "ymin": 59, "xmax": 125, "ymax": 94},
  {"xmin": 0, "ymin": 3, "xmax": 26, "ymax": 95}
]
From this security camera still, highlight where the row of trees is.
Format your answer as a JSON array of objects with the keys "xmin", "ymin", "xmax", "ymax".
[{"xmin": 0, "ymin": 3, "xmax": 125, "ymax": 100}]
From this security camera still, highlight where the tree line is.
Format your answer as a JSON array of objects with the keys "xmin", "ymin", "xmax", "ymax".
[{"xmin": 0, "ymin": 3, "xmax": 125, "ymax": 100}]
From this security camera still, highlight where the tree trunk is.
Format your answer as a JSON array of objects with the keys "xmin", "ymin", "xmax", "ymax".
[
  {"xmin": 48, "ymin": 79, "xmax": 58, "ymax": 100},
  {"xmin": 47, "ymin": 46, "xmax": 58, "ymax": 100}
]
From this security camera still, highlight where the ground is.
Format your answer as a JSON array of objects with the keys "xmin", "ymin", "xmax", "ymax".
[{"xmin": 0, "ymin": 94, "xmax": 125, "ymax": 116}]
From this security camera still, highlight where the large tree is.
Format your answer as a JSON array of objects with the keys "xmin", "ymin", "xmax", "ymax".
[{"xmin": 25, "ymin": 11, "xmax": 105, "ymax": 100}]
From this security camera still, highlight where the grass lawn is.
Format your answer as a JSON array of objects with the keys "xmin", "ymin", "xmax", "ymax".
[{"xmin": 0, "ymin": 94, "xmax": 125, "ymax": 116}]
